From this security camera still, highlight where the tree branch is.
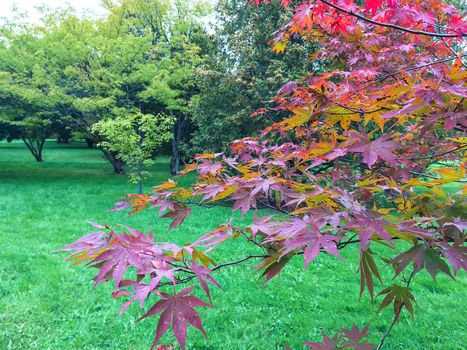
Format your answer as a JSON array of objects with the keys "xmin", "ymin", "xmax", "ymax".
[
  {"xmin": 318, "ymin": 0, "xmax": 465, "ymax": 38},
  {"xmin": 376, "ymin": 269, "xmax": 416, "ymax": 350}
]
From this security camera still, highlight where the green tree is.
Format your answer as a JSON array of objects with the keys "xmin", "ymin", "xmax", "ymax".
[
  {"xmin": 92, "ymin": 112, "xmax": 174, "ymax": 193},
  {"xmin": 0, "ymin": 21, "xmax": 72, "ymax": 161},
  {"xmin": 0, "ymin": 1, "xmax": 210, "ymax": 171},
  {"xmin": 190, "ymin": 0, "xmax": 315, "ymax": 154},
  {"xmin": 53, "ymin": 0, "xmax": 210, "ymax": 174}
]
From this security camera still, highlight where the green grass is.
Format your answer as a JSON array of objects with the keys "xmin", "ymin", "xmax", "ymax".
[{"xmin": 0, "ymin": 140, "xmax": 465, "ymax": 350}]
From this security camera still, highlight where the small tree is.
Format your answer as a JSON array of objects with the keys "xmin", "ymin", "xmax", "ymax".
[{"xmin": 92, "ymin": 113, "xmax": 174, "ymax": 193}]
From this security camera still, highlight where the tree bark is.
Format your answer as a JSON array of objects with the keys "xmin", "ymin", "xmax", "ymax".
[
  {"xmin": 85, "ymin": 138, "xmax": 95, "ymax": 148},
  {"xmin": 138, "ymin": 174, "xmax": 143, "ymax": 194},
  {"xmin": 170, "ymin": 115, "xmax": 188, "ymax": 175},
  {"xmin": 21, "ymin": 134, "xmax": 45, "ymax": 162},
  {"xmin": 101, "ymin": 148, "xmax": 125, "ymax": 174}
]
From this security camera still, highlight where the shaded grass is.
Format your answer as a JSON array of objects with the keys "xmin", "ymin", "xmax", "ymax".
[{"xmin": 0, "ymin": 141, "xmax": 465, "ymax": 349}]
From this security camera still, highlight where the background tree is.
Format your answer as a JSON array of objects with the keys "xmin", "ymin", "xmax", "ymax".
[
  {"xmin": 0, "ymin": 22, "xmax": 71, "ymax": 161},
  {"xmin": 92, "ymin": 112, "xmax": 174, "ymax": 193},
  {"xmin": 189, "ymin": 0, "xmax": 315, "ymax": 154}
]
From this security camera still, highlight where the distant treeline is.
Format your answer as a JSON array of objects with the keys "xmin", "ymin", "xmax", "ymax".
[{"xmin": 0, "ymin": 0, "xmax": 312, "ymax": 174}]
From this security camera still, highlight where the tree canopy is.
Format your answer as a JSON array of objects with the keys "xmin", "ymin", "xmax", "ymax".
[{"xmin": 0, "ymin": 0, "xmax": 211, "ymax": 172}]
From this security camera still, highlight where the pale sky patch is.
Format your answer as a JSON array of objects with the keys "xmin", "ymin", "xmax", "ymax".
[{"xmin": 0, "ymin": 0, "xmax": 108, "ymax": 24}]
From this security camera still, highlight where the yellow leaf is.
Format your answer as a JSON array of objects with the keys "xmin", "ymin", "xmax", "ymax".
[
  {"xmin": 192, "ymin": 249, "xmax": 215, "ymax": 267},
  {"xmin": 278, "ymin": 107, "xmax": 313, "ymax": 130},
  {"xmin": 212, "ymin": 185, "xmax": 237, "ymax": 201},
  {"xmin": 272, "ymin": 41, "xmax": 286, "ymax": 54}
]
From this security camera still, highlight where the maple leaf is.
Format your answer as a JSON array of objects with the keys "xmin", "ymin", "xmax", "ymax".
[
  {"xmin": 346, "ymin": 132, "xmax": 400, "ymax": 168},
  {"xmin": 247, "ymin": 214, "xmax": 274, "ymax": 238},
  {"xmin": 303, "ymin": 234, "xmax": 344, "ymax": 268},
  {"xmin": 389, "ymin": 244, "xmax": 453, "ymax": 280},
  {"xmin": 257, "ymin": 253, "xmax": 293, "ymax": 284},
  {"xmin": 190, "ymin": 262, "xmax": 223, "ymax": 302},
  {"xmin": 62, "ymin": 229, "xmax": 110, "ymax": 265},
  {"xmin": 161, "ymin": 204, "xmax": 192, "ymax": 230},
  {"xmin": 127, "ymin": 194, "xmax": 152, "ymax": 215},
  {"xmin": 438, "ymin": 241, "xmax": 467, "ymax": 275},
  {"xmin": 358, "ymin": 250, "xmax": 382, "ymax": 301},
  {"xmin": 277, "ymin": 81, "xmax": 297, "ymax": 96},
  {"xmin": 272, "ymin": 40, "xmax": 286, "ymax": 54},
  {"xmin": 345, "ymin": 213, "xmax": 395, "ymax": 250},
  {"xmin": 304, "ymin": 331, "xmax": 339, "ymax": 349},
  {"xmin": 192, "ymin": 223, "xmax": 235, "ymax": 252},
  {"xmin": 116, "ymin": 280, "xmax": 155, "ymax": 315},
  {"xmin": 341, "ymin": 323, "xmax": 375, "ymax": 350},
  {"xmin": 91, "ymin": 228, "xmax": 155, "ymax": 287},
  {"xmin": 230, "ymin": 190, "xmax": 257, "ymax": 216},
  {"xmin": 138, "ymin": 286, "xmax": 212, "ymax": 350},
  {"xmin": 196, "ymin": 184, "xmax": 226, "ymax": 202},
  {"xmin": 110, "ymin": 201, "xmax": 129, "ymax": 211},
  {"xmin": 293, "ymin": 2, "xmax": 313, "ymax": 33},
  {"xmin": 364, "ymin": 0, "xmax": 384, "ymax": 16},
  {"xmin": 378, "ymin": 284, "xmax": 416, "ymax": 318},
  {"xmin": 197, "ymin": 159, "xmax": 223, "ymax": 176}
]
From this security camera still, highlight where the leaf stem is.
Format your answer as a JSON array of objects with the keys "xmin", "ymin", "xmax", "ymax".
[{"xmin": 376, "ymin": 269, "xmax": 416, "ymax": 349}]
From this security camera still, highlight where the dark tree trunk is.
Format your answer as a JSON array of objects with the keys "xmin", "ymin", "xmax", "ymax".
[
  {"xmin": 170, "ymin": 136, "xmax": 180, "ymax": 175},
  {"xmin": 101, "ymin": 148, "xmax": 125, "ymax": 174},
  {"xmin": 85, "ymin": 138, "xmax": 95, "ymax": 148},
  {"xmin": 21, "ymin": 134, "xmax": 45, "ymax": 162},
  {"xmin": 170, "ymin": 115, "xmax": 188, "ymax": 175}
]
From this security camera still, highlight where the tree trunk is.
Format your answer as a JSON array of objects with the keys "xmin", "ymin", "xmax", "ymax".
[
  {"xmin": 170, "ymin": 135, "xmax": 180, "ymax": 175},
  {"xmin": 101, "ymin": 148, "xmax": 125, "ymax": 174},
  {"xmin": 21, "ymin": 134, "xmax": 45, "ymax": 162},
  {"xmin": 85, "ymin": 138, "xmax": 95, "ymax": 148},
  {"xmin": 138, "ymin": 174, "xmax": 143, "ymax": 194},
  {"xmin": 57, "ymin": 136, "xmax": 71, "ymax": 144},
  {"xmin": 170, "ymin": 115, "xmax": 188, "ymax": 175}
]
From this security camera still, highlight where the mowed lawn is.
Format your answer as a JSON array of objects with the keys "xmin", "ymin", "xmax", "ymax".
[{"xmin": 0, "ymin": 141, "xmax": 465, "ymax": 350}]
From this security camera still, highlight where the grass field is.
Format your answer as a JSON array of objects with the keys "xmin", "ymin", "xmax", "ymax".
[{"xmin": 0, "ymin": 140, "xmax": 465, "ymax": 350}]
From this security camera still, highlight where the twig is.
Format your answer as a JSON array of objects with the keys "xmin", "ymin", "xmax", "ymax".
[
  {"xmin": 318, "ymin": 0, "xmax": 465, "ymax": 38},
  {"xmin": 376, "ymin": 269, "xmax": 416, "ymax": 350}
]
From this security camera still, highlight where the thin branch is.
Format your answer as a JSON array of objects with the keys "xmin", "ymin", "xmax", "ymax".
[
  {"xmin": 318, "ymin": 0, "xmax": 465, "ymax": 38},
  {"xmin": 376, "ymin": 309, "xmax": 401, "ymax": 350},
  {"xmin": 353, "ymin": 56, "xmax": 458, "ymax": 95},
  {"xmin": 376, "ymin": 269, "xmax": 416, "ymax": 350},
  {"xmin": 397, "ymin": 145, "xmax": 466, "ymax": 161},
  {"xmin": 212, "ymin": 254, "xmax": 267, "ymax": 272}
]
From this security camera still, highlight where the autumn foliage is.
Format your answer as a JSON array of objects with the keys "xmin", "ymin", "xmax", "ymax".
[{"xmin": 63, "ymin": 0, "xmax": 466, "ymax": 349}]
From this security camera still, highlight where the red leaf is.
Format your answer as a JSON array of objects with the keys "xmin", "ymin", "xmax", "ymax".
[
  {"xmin": 161, "ymin": 204, "xmax": 192, "ymax": 230},
  {"xmin": 305, "ymin": 331, "xmax": 339, "ymax": 349},
  {"xmin": 390, "ymin": 244, "xmax": 453, "ymax": 280},
  {"xmin": 364, "ymin": 0, "xmax": 384, "ymax": 15},
  {"xmin": 139, "ymin": 287, "xmax": 212, "ymax": 350},
  {"xmin": 346, "ymin": 132, "xmax": 399, "ymax": 168},
  {"xmin": 341, "ymin": 323, "xmax": 375, "ymax": 349}
]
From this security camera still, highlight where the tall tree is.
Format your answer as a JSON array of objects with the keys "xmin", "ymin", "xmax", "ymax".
[
  {"xmin": 189, "ymin": 0, "xmax": 315, "ymax": 154},
  {"xmin": 0, "ymin": 21, "xmax": 72, "ymax": 161}
]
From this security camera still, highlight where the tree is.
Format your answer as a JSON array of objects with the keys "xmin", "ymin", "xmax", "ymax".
[
  {"xmin": 190, "ymin": 0, "xmax": 315, "ymax": 155},
  {"xmin": 0, "ymin": 21, "xmax": 72, "ymax": 161},
  {"xmin": 92, "ymin": 113, "xmax": 174, "ymax": 193},
  {"xmin": 64, "ymin": 1, "xmax": 466, "ymax": 349},
  {"xmin": 0, "ymin": 1, "xmax": 209, "ymax": 171}
]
